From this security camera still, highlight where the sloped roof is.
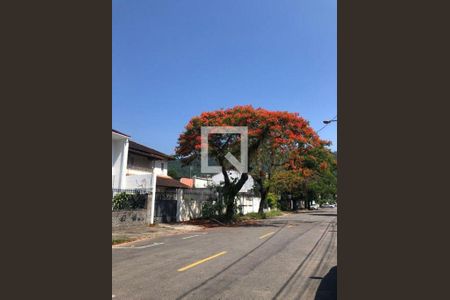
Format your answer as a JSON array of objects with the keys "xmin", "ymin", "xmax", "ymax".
[
  {"xmin": 180, "ymin": 178, "xmax": 194, "ymax": 188},
  {"xmin": 112, "ymin": 129, "xmax": 130, "ymax": 137},
  {"xmin": 129, "ymin": 140, "xmax": 174, "ymax": 161},
  {"xmin": 157, "ymin": 176, "xmax": 190, "ymax": 189}
]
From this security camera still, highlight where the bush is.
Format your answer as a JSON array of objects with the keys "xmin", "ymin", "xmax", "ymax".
[
  {"xmin": 266, "ymin": 192, "xmax": 279, "ymax": 209},
  {"xmin": 201, "ymin": 200, "xmax": 225, "ymax": 219},
  {"xmin": 112, "ymin": 191, "xmax": 147, "ymax": 210},
  {"xmin": 129, "ymin": 191, "xmax": 147, "ymax": 208},
  {"xmin": 112, "ymin": 192, "xmax": 129, "ymax": 210}
]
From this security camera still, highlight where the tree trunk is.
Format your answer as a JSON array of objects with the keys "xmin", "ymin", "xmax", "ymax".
[
  {"xmin": 303, "ymin": 192, "xmax": 309, "ymax": 210},
  {"xmin": 258, "ymin": 188, "xmax": 268, "ymax": 214},
  {"xmin": 255, "ymin": 178, "xmax": 268, "ymax": 214},
  {"xmin": 221, "ymin": 165, "xmax": 249, "ymax": 222}
]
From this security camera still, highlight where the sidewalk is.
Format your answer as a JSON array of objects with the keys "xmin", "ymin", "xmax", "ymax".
[
  {"xmin": 112, "ymin": 223, "xmax": 205, "ymax": 245},
  {"xmin": 112, "ymin": 210, "xmax": 311, "ymax": 246}
]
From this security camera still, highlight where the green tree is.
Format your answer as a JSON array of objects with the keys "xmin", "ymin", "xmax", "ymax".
[
  {"xmin": 168, "ymin": 169, "xmax": 180, "ymax": 179},
  {"xmin": 268, "ymin": 146, "xmax": 337, "ymax": 209}
]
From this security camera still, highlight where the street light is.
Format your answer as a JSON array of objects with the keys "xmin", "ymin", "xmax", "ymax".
[
  {"xmin": 323, "ymin": 119, "xmax": 337, "ymax": 124},
  {"xmin": 317, "ymin": 116, "xmax": 337, "ymax": 133}
]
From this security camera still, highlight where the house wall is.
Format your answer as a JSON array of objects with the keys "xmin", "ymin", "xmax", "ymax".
[
  {"xmin": 112, "ymin": 135, "xmax": 129, "ymax": 189},
  {"xmin": 127, "ymin": 153, "xmax": 153, "ymax": 175},
  {"xmin": 153, "ymin": 160, "xmax": 168, "ymax": 176},
  {"xmin": 112, "ymin": 209, "xmax": 147, "ymax": 227},
  {"xmin": 176, "ymin": 189, "xmax": 262, "ymax": 222},
  {"xmin": 126, "ymin": 153, "xmax": 168, "ymax": 176},
  {"xmin": 193, "ymin": 177, "xmax": 210, "ymax": 188},
  {"xmin": 126, "ymin": 174, "xmax": 154, "ymax": 190},
  {"xmin": 237, "ymin": 196, "xmax": 262, "ymax": 215},
  {"xmin": 177, "ymin": 199, "xmax": 205, "ymax": 222}
]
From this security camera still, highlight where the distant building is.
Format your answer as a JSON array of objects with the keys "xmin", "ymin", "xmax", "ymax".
[
  {"xmin": 192, "ymin": 176, "xmax": 213, "ymax": 188},
  {"xmin": 211, "ymin": 170, "xmax": 254, "ymax": 193},
  {"xmin": 180, "ymin": 178, "xmax": 194, "ymax": 188},
  {"xmin": 179, "ymin": 176, "xmax": 213, "ymax": 189}
]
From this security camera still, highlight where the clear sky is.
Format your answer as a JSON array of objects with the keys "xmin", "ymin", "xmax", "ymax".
[{"xmin": 113, "ymin": 0, "xmax": 337, "ymax": 154}]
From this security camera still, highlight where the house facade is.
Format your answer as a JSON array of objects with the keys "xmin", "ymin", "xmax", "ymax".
[
  {"xmin": 112, "ymin": 129, "xmax": 189, "ymax": 191},
  {"xmin": 127, "ymin": 140, "xmax": 169, "ymax": 176}
]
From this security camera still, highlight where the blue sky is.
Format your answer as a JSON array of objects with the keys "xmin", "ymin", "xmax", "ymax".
[{"xmin": 113, "ymin": 0, "xmax": 337, "ymax": 154}]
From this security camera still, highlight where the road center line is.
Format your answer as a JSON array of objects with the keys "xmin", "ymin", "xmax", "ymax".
[
  {"xmin": 259, "ymin": 231, "xmax": 275, "ymax": 239},
  {"xmin": 177, "ymin": 251, "xmax": 227, "ymax": 272},
  {"xmin": 182, "ymin": 235, "xmax": 201, "ymax": 240}
]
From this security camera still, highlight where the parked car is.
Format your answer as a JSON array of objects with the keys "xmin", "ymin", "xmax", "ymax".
[
  {"xmin": 310, "ymin": 202, "xmax": 320, "ymax": 210},
  {"xmin": 321, "ymin": 203, "xmax": 336, "ymax": 208}
]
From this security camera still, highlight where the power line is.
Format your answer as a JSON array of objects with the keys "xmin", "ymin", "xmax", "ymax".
[{"xmin": 317, "ymin": 115, "xmax": 337, "ymax": 133}]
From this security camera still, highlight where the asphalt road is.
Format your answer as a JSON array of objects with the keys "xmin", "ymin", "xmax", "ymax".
[{"xmin": 112, "ymin": 208, "xmax": 337, "ymax": 300}]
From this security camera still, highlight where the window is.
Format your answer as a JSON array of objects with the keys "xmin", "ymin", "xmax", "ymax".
[
  {"xmin": 161, "ymin": 162, "xmax": 164, "ymax": 169},
  {"xmin": 128, "ymin": 155, "xmax": 135, "ymax": 167}
]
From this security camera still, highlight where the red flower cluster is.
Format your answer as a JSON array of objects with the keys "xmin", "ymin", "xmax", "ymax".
[{"xmin": 175, "ymin": 105, "xmax": 331, "ymax": 169}]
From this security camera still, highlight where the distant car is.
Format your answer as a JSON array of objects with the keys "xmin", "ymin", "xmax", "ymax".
[
  {"xmin": 321, "ymin": 203, "xmax": 336, "ymax": 208},
  {"xmin": 310, "ymin": 202, "xmax": 320, "ymax": 210}
]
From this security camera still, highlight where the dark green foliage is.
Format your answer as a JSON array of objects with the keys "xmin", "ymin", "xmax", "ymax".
[
  {"xmin": 112, "ymin": 191, "xmax": 147, "ymax": 210},
  {"xmin": 201, "ymin": 200, "xmax": 225, "ymax": 219},
  {"xmin": 168, "ymin": 158, "xmax": 202, "ymax": 178},
  {"xmin": 168, "ymin": 169, "xmax": 180, "ymax": 179}
]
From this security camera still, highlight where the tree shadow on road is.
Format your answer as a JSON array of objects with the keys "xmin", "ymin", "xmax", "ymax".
[
  {"xmin": 308, "ymin": 213, "xmax": 337, "ymax": 217},
  {"xmin": 314, "ymin": 265, "xmax": 337, "ymax": 300},
  {"xmin": 181, "ymin": 219, "xmax": 281, "ymax": 228}
]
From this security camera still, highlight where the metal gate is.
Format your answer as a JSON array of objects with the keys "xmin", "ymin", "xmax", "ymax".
[{"xmin": 154, "ymin": 191, "xmax": 177, "ymax": 223}]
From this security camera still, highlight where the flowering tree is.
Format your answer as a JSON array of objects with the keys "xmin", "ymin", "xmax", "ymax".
[{"xmin": 175, "ymin": 105, "xmax": 330, "ymax": 220}]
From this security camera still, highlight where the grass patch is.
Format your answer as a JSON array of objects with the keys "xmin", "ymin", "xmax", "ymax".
[
  {"xmin": 240, "ymin": 210, "xmax": 284, "ymax": 220},
  {"xmin": 243, "ymin": 212, "xmax": 266, "ymax": 219},
  {"xmin": 265, "ymin": 210, "xmax": 283, "ymax": 218},
  {"xmin": 112, "ymin": 237, "xmax": 132, "ymax": 245}
]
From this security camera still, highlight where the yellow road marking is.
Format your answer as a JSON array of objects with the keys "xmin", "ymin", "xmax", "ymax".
[
  {"xmin": 259, "ymin": 231, "xmax": 275, "ymax": 239},
  {"xmin": 177, "ymin": 251, "xmax": 227, "ymax": 272}
]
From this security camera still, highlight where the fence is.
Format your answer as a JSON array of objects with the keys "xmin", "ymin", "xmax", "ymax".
[
  {"xmin": 178, "ymin": 188, "xmax": 262, "ymax": 221},
  {"xmin": 155, "ymin": 190, "xmax": 177, "ymax": 201},
  {"xmin": 183, "ymin": 188, "xmax": 219, "ymax": 201},
  {"xmin": 154, "ymin": 190, "xmax": 178, "ymax": 223},
  {"xmin": 111, "ymin": 186, "xmax": 263, "ymax": 225}
]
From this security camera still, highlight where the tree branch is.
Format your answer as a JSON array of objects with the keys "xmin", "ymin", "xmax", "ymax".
[{"xmin": 234, "ymin": 172, "xmax": 249, "ymax": 193}]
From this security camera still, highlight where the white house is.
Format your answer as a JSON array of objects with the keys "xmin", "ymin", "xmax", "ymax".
[
  {"xmin": 192, "ymin": 176, "xmax": 213, "ymax": 188},
  {"xmin": 112, "ymin": 129, "xmax": 189, "ymax": 191},
  {"xmin": 211, "ymin": 170, "xmax": 262, "ymax": 214}
]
